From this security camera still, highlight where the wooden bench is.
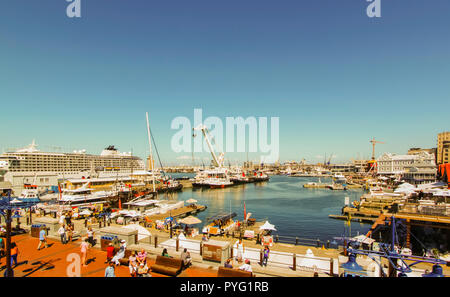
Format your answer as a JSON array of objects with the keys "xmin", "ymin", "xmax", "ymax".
[
  {"xmin": 150, "ymin": 255, "xmax": 183, "ymax": 276},
  {"xmin": 217, "ymin": 266, "xmax": 253, "ymax": 277}
]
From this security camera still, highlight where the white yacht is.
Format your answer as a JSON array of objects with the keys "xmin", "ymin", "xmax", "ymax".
[{"xmin": 59, "ymin": 182, "xmax": 116, "ymax": 205}]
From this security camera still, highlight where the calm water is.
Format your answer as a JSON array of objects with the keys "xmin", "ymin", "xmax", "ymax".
[{"xmin": 166, "ymin": 174, "xmax": 371, "ymax": 243}]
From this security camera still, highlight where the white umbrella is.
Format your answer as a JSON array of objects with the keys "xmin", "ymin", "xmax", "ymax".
[
  {"xmin": 186, "ymin": 198, "xmax": 197, "ymax": 204},
  {"xmin": 122, "ymin": 223, "xmax": 151, "ymax": 241},
  {"xmin": 259, "ymin": 221, "xmax": 277, "ymax": 231}
]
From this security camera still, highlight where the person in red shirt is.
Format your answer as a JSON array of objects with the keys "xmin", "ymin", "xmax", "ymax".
[{"xmin": 106, "ymin": 243, "xmax": 115, "ymax": 263}]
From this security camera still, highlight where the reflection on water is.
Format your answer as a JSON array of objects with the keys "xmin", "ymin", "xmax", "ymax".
[{"xmin": 166, "ymin": 174, "xmax": 370, "ymax": 242}]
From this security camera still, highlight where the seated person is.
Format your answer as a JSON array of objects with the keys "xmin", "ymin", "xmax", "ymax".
[
  {"xmin": 111, "ymin": 240, "xmax": 127, "ymax": 265},
  {"xmin": 224, "ymin": 258, "xmax": 233, "ymax": 268},
  {"xmin": 239, "ymin": 259, "xmax": 252, "ymax": 273},
  {"xmin": 162, "ymin": 248, "xmax": 171, "ymax": 258},
  {"xmin": 137, "ymin": 248, "xmax": 147, "ymax": 265},
  {"xmin": 137, "ymin": 263, "xmax": 151, "ymax": 277},
  {"xmin": 180, "ymin": 248, "xmax": 192, "ymax": 268},
  {"xmin": 129, "ymin": 251, "xmax": 138, "ymax": 277}
]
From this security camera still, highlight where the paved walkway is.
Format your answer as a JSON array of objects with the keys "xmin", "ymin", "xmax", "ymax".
[{"xmin": 0, "ymin": 234, "xmax": 217, "ymax": 277}]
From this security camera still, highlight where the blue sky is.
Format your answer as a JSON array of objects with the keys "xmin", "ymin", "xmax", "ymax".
[{"xmin": 1, "ymin": 0, "xmax": 449, "ymax": 165}]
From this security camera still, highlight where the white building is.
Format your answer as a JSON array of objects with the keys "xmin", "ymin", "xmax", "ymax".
[{"xmin": 377, "ymin": 152, "xmax": 436, "ymax": 184}]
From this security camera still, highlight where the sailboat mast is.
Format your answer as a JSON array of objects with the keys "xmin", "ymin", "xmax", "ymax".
[{"xmin": 146, "ymin": 112, "xmax": 156, "ymax": 193}]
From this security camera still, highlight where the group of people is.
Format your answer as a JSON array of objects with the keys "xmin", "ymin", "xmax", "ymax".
[
  {"xmin": 224, "ymin": 239, "xmax": 271, "ymax": 272},
  {"xmin": 128, "ymin": 249, "xmax": 151, "ymax": 277}
]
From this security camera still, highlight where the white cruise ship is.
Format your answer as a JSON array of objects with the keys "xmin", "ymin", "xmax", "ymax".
[{"xmin": 0, "ymin": 141, "xmax": 145, "ymax": 194}]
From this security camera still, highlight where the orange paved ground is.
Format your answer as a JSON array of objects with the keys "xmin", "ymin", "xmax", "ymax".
[{"xmin": 0, "ymin": 234, "xmax": 217, "ymax": 277}]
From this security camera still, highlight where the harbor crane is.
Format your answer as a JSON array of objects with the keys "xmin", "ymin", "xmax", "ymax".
[
  {"xmin": 193, "ymin": 124, "xmax": 225, "ymax": 168},
  {"xmin": 370, "ymin": 138, "xmax": 385, "ymax": 160}
]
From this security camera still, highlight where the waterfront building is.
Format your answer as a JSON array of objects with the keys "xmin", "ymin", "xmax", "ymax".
[
  {"xmin": 377, "ymin": 152, "xmax": 436, "ymax": 184},
  {"xmin": 437, "ymin": 131, "xmax": 450, "ymax": 165},
  {"xmin": 408, "ymin": 147, "xmax": 436, "ymax": 156},
  {"xmin": 329, "ymin": 163, "xmax": 356, "ymax": 173},
  {"xmin": 0, "ymin": 141, "xmax": 145, "ymax": 194}
]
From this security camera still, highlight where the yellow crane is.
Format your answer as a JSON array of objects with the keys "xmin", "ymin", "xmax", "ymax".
[{"xmin": 370, "ymin": 138, "xmax": 385, "ymax": 160}]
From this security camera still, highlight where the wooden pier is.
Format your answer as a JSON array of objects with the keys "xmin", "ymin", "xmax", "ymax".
[{"xmin": 145, "ymin": 204, "xmax": 206, "ymax": 221}]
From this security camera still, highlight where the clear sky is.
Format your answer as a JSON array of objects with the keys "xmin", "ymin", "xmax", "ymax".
[{"xmin": 1, "ymin": 0, "xmax": 449, "ymax": 165}]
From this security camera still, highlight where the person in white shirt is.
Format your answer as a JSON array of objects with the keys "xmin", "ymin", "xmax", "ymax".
[
  {"xmin": 59, "ymin": 214, "xmax": 65, "ymax": 225},
  {"xmin": 239, "ymin": 259, "xmax": 252, "ymax": 272},
  {"xmin": 58, "ymin": 225, "xmax": 67, "ymax": 244}
]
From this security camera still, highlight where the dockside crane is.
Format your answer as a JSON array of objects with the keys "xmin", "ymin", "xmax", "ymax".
[
  {"xmin": 370, "ymin": 138, "xmax": 385, "ymax": 160},
  {"xmin": 192, "ymin": 124, "xmax": 225, "ymax": 168}
]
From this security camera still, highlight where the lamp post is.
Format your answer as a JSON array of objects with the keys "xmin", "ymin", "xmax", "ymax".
[{"xmin": 0, "ymin": 191, "xmax": 39, "ymax": 277}]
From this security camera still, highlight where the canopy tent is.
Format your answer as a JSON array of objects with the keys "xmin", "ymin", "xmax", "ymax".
[
  {"xmin": 78, "ymin": 209, "xmax": 92, "ymax": 216},
  {"xmin": 298, "ymin": 249, "xmax": 322, "ymax": 269},
  {"xmin": 186, "ymin": 198, "xmax": 197, "ymax": 204},
  {"xmin": 259, "ymin": 221, "xmax": 277, "ymax": 231},
  {"xmin": 122, "ymin": 223, "xmax": 151, "ymax": 241},
  {"xmin": 178, "ymin": 215, "xmax": 202, "ymax": 225},
  {"xmin": 417, "ymin": 181, "xmax": 447, "ymax": 190},
  {"xmin": 397, "ymin": 182, "xmax": 415, "ymax": 189},
  {"xmin": 351, "ymin": 234, "xmax": 375, "ymax": 245}
]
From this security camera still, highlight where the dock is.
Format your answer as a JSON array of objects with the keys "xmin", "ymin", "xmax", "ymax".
[{"xmin": 145, "ymin": 203, "xmax": 207, "ymax": 221}]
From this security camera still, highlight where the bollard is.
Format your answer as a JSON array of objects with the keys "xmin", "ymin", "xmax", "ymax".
[
  {"xmin": 276, "ymin": 235, "xmax": 279, "ymax": 243},
  {"xmin": 230, "ymin": 246, "xmax": 233, "ymax": 259},
  {"xmin": 327, "ymin": 240, "xmax": 330, "ymax": 249},
  {"xmin": 295, "ymin": 237, "xmax": 299, "ymax": 246},
  {"xmin": 154, "ymin": 235, "xmax": 158, "ymax": 248},
  {"xmin": 260, "ymin": 249, "xmax": 263, "ymax": 266},
  {"xmin": 343, "ymin": 240, "xmax": 348, "ymax": 256},
  {"xmin": 27, "ymin": 217, "xmax": 30, "ymax": 225},
  {"xmin": 330, "ymin": 258, "xmax": 334, "ymax": 276},
  {"xmin": 176, "ymin": 237, "xmax": 179, "ymax": 252},
  {"xmin": 200, "ymin": 242, "xmax": 203, "ymax": 256},
  {"xmin": 293, "ymin": 254, "xmax": 296, "ymax": 271},
  {"xmin": 135, "ymin": 234, "xmax": 138, "ymax": 244}
]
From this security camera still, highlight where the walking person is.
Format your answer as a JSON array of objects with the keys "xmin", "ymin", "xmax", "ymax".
[
  {"xmin": 10, "ymin": 242, "xmax": 18, "ymax": 267},
  {"xmin": 80, "ymin": 238, "xmax": 89, "ymax": 267},
  {"xmin": 262, "ymin": 246, "xmax": 270, "ymax": 267},
  {"xmin": 87, "ymin": 227, "xmax": 95, "ymax": 247},
  {"xmin": 58, "ymin": 224, "xmax": 67, "ymax": 244},
  {"xmin": 37, "ymin": 228, "xmax": 48, "ymax": 250},
  {"xmin": 104, "ymin": 261, "xmax": 116, "ymax": 277},
  {"xmin": 0, "ymin": 237, "xmax": 5, "ymax": 257},
  {"xmin": 105, "ymin": 243, "xmax": 115, "ymax": 263},
  {"xmin": 235, "ymin": 239, "xmax": 244, "ymax": 263},
  {"xmin": 67, "ymin": 224, "xmax": 73, "ymax": 243}
]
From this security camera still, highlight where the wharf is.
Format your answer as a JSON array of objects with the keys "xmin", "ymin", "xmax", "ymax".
[{"xmin": 145, "ymin": 203, "xmax": 207, "ymax": 221}]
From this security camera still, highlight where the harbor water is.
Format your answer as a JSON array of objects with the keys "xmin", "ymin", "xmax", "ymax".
[{"xmin": 167, "ymin": 174, "xmax": 371, "ymax": 245}]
